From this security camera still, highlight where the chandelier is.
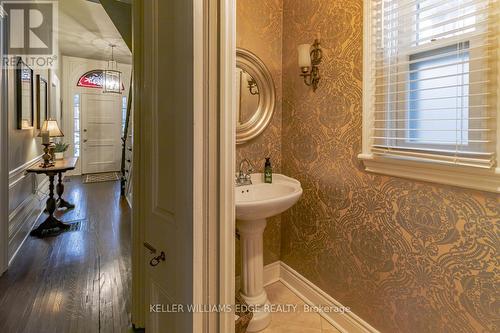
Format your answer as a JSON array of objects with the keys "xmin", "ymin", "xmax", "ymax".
[{"xmin": 103, "ymin": 44, "xmax": 122, "ymax": 94}]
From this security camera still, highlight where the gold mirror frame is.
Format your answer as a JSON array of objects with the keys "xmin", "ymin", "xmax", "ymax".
[{"xmin": 236, "ymin": 48, "xmax": 275, "ymax": 145}]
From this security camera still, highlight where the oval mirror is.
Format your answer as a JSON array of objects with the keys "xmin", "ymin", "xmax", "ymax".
[{"xmin": 236, "ymin": 48, "xmax": 275, "ymax": 144}]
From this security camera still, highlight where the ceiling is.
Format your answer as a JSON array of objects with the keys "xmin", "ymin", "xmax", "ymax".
[{"xmin": 58, "ymin": 0, "xmax": 131, "ymax": 64}]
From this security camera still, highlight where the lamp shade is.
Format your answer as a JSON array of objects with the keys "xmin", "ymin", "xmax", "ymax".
[
  {"xmin": 38, "ymin": 119, "xmax": 64, "ymax": 138},
  {"xmin": 297, "ymin": 43, "xmax": 312, "ymax": 68}
]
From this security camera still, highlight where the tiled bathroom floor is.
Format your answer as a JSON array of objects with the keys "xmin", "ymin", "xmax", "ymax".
[{"xmin": 261, "ymin": 282, "xmax": 341, "ymax": 333}]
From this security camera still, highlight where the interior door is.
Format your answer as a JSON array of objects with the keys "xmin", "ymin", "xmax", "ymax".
[
  {"xmin": 135, "ymin": 0, "xmax": 201, "ymax": 332},
  {"xmin": 81, "ymin": 93, "xmax": 121, "ymax": 174}
]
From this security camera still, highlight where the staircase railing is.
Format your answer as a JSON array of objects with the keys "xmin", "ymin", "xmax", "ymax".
[{"xmin": 121, "ymin": 78, "xmax": 133, "ymax": 196}]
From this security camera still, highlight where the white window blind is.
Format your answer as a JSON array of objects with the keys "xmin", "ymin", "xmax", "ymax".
[{"xmin": 370, "ymin": 0, "xmax": 499, "ymax": 168}]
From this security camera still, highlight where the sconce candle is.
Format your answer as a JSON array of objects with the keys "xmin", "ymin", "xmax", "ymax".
[
  {"xmin": 297, "ymin": 44, "xmax": 312, "ymax": 69},
  {"xmin": 298, "ymin": 39, "xmax": 322, "ymax": 91}
]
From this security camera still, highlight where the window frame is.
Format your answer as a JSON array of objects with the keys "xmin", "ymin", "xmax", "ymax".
[
  {"xmin": 359, "ymin": 0, "xmax": 500, "ymax": 193},
  {"xmin": 402, "ymin": 42, "xmax": 471, "ymax": 149}
]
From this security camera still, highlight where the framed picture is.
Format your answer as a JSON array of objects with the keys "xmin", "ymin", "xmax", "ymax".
[
  {"xmin": 16, "ymin": 58, "xmax": 34, "ymax": 129},
  {"xmin": 48, "ymin": 69, "xmax": 61, "ymax": 122},
  {"xmin": 36, "ymin": 75, "xmax": 48, "ymax": 129}
]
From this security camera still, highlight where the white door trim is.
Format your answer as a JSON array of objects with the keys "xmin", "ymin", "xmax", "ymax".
[
  {"xmin": 131, "ymin": 0, "xmax": 146, "ymax": 327},
  {"xmin": 219, "ymin": 0, "xmax": 237, "ymax": 332},
  {"xmin": 0, "ymin": 18, "xmax": 8, "ymax": 275},
  {"xmin": 131, "ymin": 2, "xmax": 147, "ymax": 317},
  {"xmin": 193, "ymin": 0, "xmax": 205, "ymax": 331}
]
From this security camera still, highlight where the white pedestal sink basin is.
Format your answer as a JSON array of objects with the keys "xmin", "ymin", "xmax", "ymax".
[{"xmin": 236, "ymin": 173, "xmax": 302, "ymax": 332}]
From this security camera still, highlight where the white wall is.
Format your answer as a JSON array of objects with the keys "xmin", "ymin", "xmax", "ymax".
[
  {"xmin": 7, "ymin": 64, "xmax": 54, "ymax": 265},
  {"xmin": 1, "ymin": 22, "xmax": 63, "ymax": 275},
  {"xmin": 62, "ymin": 56, "xmax": 132, "ymax": 175}
]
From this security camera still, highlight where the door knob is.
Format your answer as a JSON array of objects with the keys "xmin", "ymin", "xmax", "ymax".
[
  {"xmin": 83, "ymin": 139, "xmax": 88, "ymax": 143},
  {"xmin": 150, "ymin": 251, "xmax": 166, "ymax": 267},
  {"xmin": 143, "ymin": 242, "xmax": 166, "ymax": 267},
  {"xmin": 83, "ymin": 129, "xmax": 87, "ymax": 132}
]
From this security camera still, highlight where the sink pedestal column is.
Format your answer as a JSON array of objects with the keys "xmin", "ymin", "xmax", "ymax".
[{"xmin": 237, "ymin": 218, "xmax": 271, "ymax": 332}]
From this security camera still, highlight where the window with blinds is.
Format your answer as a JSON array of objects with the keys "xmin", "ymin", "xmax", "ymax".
[{"xmin": 369, "ymin": 0, "xmax": 499, "ymax": 169}]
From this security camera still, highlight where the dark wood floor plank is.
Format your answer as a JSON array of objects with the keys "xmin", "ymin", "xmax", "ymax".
[{"xmin": 0, "ymin": 177, "xmax": 131, "ymax": 333}]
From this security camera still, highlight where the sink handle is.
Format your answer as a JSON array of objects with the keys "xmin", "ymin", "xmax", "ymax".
[{"xmin": 236, "ymin": 159, "xmax": 254, "ymax": 186}]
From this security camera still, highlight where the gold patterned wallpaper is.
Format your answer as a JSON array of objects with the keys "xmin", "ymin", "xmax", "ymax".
[
  {"xmin": 281, "ymin": 1, "xmax": 499, "ymax": 333},
  {"xmin": 236, "ymin": 0, "xmax": 283, "ymax": 268}
]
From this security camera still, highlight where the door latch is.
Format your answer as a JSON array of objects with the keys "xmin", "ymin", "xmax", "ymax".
[{"xmin": 144, "ymin": 242, "xmax": 166, "ymax": 267}]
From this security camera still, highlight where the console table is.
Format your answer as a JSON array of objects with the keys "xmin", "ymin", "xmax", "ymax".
[{"xmin": 27, "ymin": 157, "xmax": 78, "ymax": 237}]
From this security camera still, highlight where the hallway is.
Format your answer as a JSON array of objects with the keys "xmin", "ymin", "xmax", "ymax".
[{"xmin": 0, "ymin": 178, "xmax": 131, "ymax": 333}]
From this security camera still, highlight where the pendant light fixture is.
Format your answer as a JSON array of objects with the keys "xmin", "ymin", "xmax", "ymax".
[{"xmin": 103, "ymin": 44, "xmax": 122, "ymax": 94}]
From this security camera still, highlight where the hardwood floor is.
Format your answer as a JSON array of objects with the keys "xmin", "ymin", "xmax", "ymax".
[{"xmin": 0, "ymin": 177, "xmax": 132, "ymax": 333}]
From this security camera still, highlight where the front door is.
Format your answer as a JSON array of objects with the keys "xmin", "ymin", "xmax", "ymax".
[{"xmin": 81, "ymin": 93, "xmax": 122, "ymax": 174}]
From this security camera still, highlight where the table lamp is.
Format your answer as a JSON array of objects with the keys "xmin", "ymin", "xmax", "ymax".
[{"xmin": 38, "ymin": 119, "xmax": 64, "ymax": 167}]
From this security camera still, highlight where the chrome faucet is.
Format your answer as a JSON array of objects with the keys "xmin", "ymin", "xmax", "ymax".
[{"xmin": 236, "ymin": 158, "xmax": 254, "ymax": 186}]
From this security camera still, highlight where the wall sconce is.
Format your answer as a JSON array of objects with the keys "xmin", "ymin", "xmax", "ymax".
[
  {"xmin": 241, "ymin": 70, "xmax": 259, "ymax": 96},
  {"xmin": 298, "ymin": 39, "xmax": 322, "ymax": 91},
  {"xmin": 247, "ymin": 77, "xmax": 259, "ymax": 95}
]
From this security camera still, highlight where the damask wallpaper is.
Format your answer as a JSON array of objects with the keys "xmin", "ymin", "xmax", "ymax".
[
  {"xmin": 236, "ymin": 0, "xmax": 283, "ymax": 270},
  {"xmin": 281, "ymin": 1, "xmax": 499, "ymax": 333}
]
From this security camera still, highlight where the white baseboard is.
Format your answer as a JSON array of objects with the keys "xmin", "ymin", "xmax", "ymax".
[
  {"xmin": 236, "ymin": 261, "xmax": 379, "ymax": 333},
  {"xmin": 263, "ymin": 260, "xmax": 281, "ymax": 286},
  {"xmin": 279, "ymin": 262, "xmax": 380, "ymax": 333}
]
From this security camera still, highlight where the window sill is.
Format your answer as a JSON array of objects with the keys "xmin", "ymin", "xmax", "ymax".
[{"xmin": 358, "ymin": 153, "xmax": 500, "ymax": 193}]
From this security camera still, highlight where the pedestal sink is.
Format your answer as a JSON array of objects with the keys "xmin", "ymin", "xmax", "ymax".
[{"xmin": 236, "ymin": 173, "xmax": 302, "ymax": 332}]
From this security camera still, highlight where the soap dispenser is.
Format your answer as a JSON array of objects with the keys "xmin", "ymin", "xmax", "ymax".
[{"xmin": 264, "ymin": 157, "xmax": 272, "ymax": 183}]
